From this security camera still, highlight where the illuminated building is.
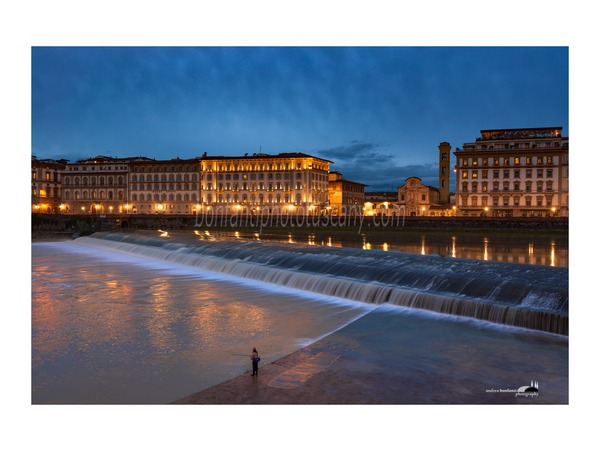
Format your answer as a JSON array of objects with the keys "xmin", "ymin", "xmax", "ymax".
[
  {"xmin": 31, "ymin": 156, "xmax": 66, "ymax": 213},
  {"xmin": 454, "ymin": 127, "xmax": 569, "ymax": 217},
  {"xmin": 397, "ymin": 177, "xmax": 443, "ymax": 216},
  {"xmin": 328, "ymin": 171, "xmax": 366, "ymax": 216},
  {"xmin": 199, "ymin": 152, "xmax": 331, "ymax": 215},
  {"xmin": 363, "ymin": 192, "xmax": 397, "ymax": 217},
  {"xmin": 60, "ymin": 156, "xmax": 135, "ymax": 215}
]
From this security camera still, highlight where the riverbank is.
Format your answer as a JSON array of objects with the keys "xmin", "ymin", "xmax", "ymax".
[
  {"xmin": 173, "ymin": 306, "xmax": 568, "ymax": 405},
  {"xmin": 32, "ymin": 213, "xmax": 568, "ymax": 234}
]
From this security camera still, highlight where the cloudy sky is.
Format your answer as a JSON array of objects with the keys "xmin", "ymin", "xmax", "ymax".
[{"xmin": 31, "ymin": 46, "xmax": 568, "ymax": 191}]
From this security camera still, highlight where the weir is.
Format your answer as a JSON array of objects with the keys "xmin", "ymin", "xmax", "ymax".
[{"xmin": 76, "ymin": 231, "xmax": 568, "ymax": 335}]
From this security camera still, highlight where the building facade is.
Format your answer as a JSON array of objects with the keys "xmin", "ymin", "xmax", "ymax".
[
  {"xmin": 327, "ymin": 171, "xmax": 366, "ymax": 215},
  {"xmin": 454, "ymin": 127, "xmax": 569, "ymax": 217},
  {"xmin": 60, "ymin": 156, "xmax": 135, "ymax": 215},
  {"xmin": 199, "ymin": 152, "xmax": 331, "ymax": 215},
  {"xmin": 363, "ymin": 191, "xmax": 398, "ymax": 216},
  {"xmin": 31, "ymin": 156, "xmax": 67, "ymax": 213},
  {"xmin": 128, "ymin": 157, "xmax": 202, "ymax": 215},
  {"xmin": 397, "ymin": 177, "xmax": 444, "ymax": 216}
]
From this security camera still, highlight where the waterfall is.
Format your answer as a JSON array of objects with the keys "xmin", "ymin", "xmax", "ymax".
[{"xmin": 75, "ymin": 231, "xmax": 568, "ymax": 335}]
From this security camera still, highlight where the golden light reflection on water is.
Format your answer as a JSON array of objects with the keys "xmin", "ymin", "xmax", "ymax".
[{"xmin": 483, "ymin": 238, "xmax": 489, "ymax": 261}]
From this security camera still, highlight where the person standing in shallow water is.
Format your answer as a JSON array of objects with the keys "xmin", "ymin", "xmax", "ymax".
[{"xmin": 251, "ymin": 347, "xmax": 259, "ymax": 376}]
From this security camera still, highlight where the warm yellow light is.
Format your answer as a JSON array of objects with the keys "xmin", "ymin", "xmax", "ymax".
[
  {"xmin": 484, "ymin": 207, "xmax": 489, "ymax": 212},
  {"xmin": 157, "ymin": 204, "xmax": 164, "ymax": 210}
]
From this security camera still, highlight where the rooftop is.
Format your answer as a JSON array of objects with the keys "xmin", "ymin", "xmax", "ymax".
[{"xmin": 478, "ymin": 127, "xmax": 563, "ymax": 141}]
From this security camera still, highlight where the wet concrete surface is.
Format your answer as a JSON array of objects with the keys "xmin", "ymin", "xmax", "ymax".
[{"xmin": 173, "ymin": 306, "xmax": 568, "ymax": 404}]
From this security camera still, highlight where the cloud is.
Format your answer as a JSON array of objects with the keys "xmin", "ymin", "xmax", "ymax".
[
  {"xmin": 333, "ymin": 160, "xmax": 441, "ymax": 191},
  {"xmin": 316, "ymin": 140, "xmax": 390, "ymax": 161},
  {"xmin": 311, "ymin": 139, "xmax": 448, "ymax": 190}
]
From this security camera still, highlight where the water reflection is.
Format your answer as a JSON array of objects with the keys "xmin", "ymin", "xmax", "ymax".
[
  {"xmin": 32, "ymin": 243, "xmax": 373, "ymax": 404},
  {"xmin": 483, "ymin": 238, "xmax": 489, "ymax": 261},
  {"xmin": 198, "ymin": 230, "xmax": 567, "ymax": 268}
]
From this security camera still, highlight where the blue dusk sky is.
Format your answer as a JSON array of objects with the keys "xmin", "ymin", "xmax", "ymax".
[{"xmin": 31, "ymin": 46, "xmax": 568, "ymax": 191}]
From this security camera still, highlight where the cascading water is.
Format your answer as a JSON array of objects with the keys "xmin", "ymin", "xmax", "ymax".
[{"xmin": 75, "ymin": 231, "xmax": 568, "ymax": 335}]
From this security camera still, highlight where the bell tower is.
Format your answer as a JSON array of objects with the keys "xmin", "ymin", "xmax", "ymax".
[{"xmin": 438, "ymin": 142, "xmax": 451, "ymax": 204}]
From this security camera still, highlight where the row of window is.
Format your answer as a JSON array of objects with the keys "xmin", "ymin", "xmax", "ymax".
[
  {"xmin": 205, "ymin": 172, "xmax": 320, "ymax": 181},
  {"xmin": 477, "ymin": 141, "xmax": 561, "ymax": 150},
  {"xmin": 131, "ymin": 193, "xmax": 199, "ymax": 202},
  {"xmin": 129, "ymin": 183, "xmax": 198, "ymax": 191},
  {"xmin": 461, "ymin": 195, "xmax": 553, "ymax": 207},
  {"xmin": 204, "ymin": 181, "xmax": 320, "ymax": 191},
  {"xmin": 460, "ymin": 156, "xmax": 555, "ymax": 167},
  {"xmin": 203, "ymin": 162, "xmax": 328, "ymax": 172},
  {"xmin": 130, "ymin": 166, "xmax": 199, "ymax": 173},
  {"xmin": 461, "ymin": 181, "xmax": 554, "ymax": 192},
  {"xmin": 67, "ymin": 165, "xmax": 128, "ymax": 171},
  {"xmin": 131, "ymin": 174, "xmax": 198, "ymax": 182},
  {"xmin": 399, "ymin": 194, "xmax": 428, "ymax": 201},
  {"xmin": 461, "ymin": 169, "xmax": 554, "ymax": 179},
  {"xmin": 63, "ymin": 191, "xmax": 125, "ymax": 200},
  {"xmin": 32, "ymin": 188, "xmax": 60, "ymax": 197},
  {"xmin": 63, "ymin": 176, "xmax": 126, "ymax": 186},
  {"xmin": 203, "ymin": 193, "xmax": 305, "ymax": 204},
  {"xmin": 32, "ymin": 171, "xmax": 58, "ymax": 181}
]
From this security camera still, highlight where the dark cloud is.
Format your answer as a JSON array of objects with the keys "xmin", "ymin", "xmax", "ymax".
[
  {"xmin": 316, "ymin": 141, "xmax": 388, "ymax": 161},
  {"xmin": 31, "ymin": 47, "xmax": 568, "ymax": 170}
]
